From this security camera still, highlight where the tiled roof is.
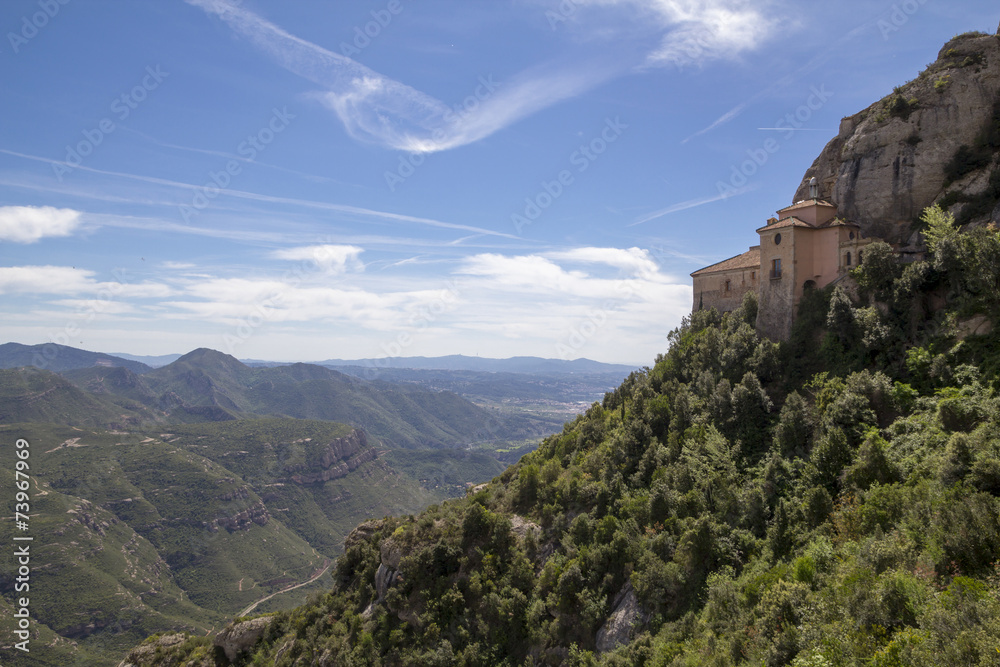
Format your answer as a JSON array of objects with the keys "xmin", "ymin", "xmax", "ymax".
[
  {"xmin": 777, "ymin": 198, "xmax": 837, "ymax": 214},
  {"xmin": 816, "ymin": 217, "xmax": 860, "ymax": 229},
  {"xmin": 756, "ymin": 216, "xmax": 860, "ymax": 233},
  {"xmin": 691, "ymin": 246, "xmax": 760, "ymax": 277},
  {"xmin": 756, "ymin": 216, "xmax": 813, "ymax": 233}
]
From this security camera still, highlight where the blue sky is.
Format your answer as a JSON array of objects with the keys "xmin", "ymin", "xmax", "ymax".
[{"xmin": 0, "ymin": 0, "xmax": 996, "ymax": 365}]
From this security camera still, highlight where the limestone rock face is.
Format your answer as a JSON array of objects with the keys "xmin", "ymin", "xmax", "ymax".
[
  {"xmin": 214, "ymin": 616, "xmax": 275, "ymax": 662},
  {"xmin": 596, "ymin": 583, "xmax": 644, "ymax": 653},
  {"xmin": 795, "ymin": 32, "xmax": 1000, "ymax": 242},
  {"xmin": 117, "ymin": 634, "xmax": 212, "ymax": 667},
  {"xmin": 281, "ymin": 429, "xmax": 378, "ymax": 485}
]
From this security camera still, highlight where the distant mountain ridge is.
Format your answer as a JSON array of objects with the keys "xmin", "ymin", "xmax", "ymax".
[
  {"xmin": 0, "ymin": 346, "xmax": 556, "ymax": 448},
  {"xmin": 314, "ymin": 354, "xmax": 639, "ymax": 375},
  {"xmin": 2, "ymin": 342, "xmax": 637, "ymax": 375},
  {"xmin": 0, "ymin": 342, "xmax": 151, "ymax": 374}
]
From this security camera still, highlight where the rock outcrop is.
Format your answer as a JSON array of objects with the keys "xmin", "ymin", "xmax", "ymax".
[
  {"xmin": 796, "ymin": 30, "xmax": 1000, "ymax": 243},
  {"xmin": 214, "ymin": 616, "xmax": 275, "ymax": 662},
  {"xmin": 204, "ymin": 500, "xmax": 270, "ymax": 532},
  {"xmin": 595, "ymin": 583, "xmax": 645, "ymax": 654},
  {"xmin": 118, "ymin": 634, "xmax": 213, "ymax": 667},
  {"xmin": 281, "ymin": 429, "xmax": 379, "ymax": 485}
]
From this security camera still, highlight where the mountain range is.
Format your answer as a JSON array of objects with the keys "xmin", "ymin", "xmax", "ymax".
[
  {"xmin": 0, "ymin": 345, "xmax": 559, "ymax": 448},
  {"xmin": 102, "ymin": 350, "xmax": 637, "ymax": 375}
]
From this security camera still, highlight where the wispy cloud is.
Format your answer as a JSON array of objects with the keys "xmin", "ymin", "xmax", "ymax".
[
  {"xmin": 629, "ymin": 185, "xmax": 755, "ymax": 226},
  {"xmin": 0, "ymin": 148, "xmax": 518, "ymax": 239},
  {"xmin": 187, "ymin": 0, "xmax": 618, "ymax": 154},
  {"xmin": 0, "ymin": 205, "xmax": 81, "ymax": 243},
  {"xmin": 681, "ymin": 15, "xmax": 874, "ymax": 142}
]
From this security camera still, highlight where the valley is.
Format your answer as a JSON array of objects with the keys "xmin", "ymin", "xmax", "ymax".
[{"xmin": 0, "ymin": 344, "xmax": 630, "ymax": 664}]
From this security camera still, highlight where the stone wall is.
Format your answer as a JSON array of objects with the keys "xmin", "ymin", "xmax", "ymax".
[
  {"xmin": 693, "ymin": 267, "xmax": 758, "ymax": 313},
  {"xmin": 756, "ymin": 226, "xmax": 798, "ymax": 340}
]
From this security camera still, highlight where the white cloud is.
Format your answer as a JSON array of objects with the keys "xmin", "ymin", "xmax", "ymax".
[
  {"xmin": 458, "ymin": 254, "xmax": 588, "ymax": 292},
  {"xmin": 573, "ymin": 0, "xmax": 777, "ymax": 69},
  {"xmin": 271, "ymin": 245, "xmax": 364, "ymax": 274},
  {"xmin": 0, "ymin": 206, "xmax": 82, "ymax": 243},
  {"xmin": 0, "ymin": 266, "xmax": 96, "ymax": 294},
  {"xmin": 457, "ymin": 249, "xmax": 684, "ymax": 304},
  {"xmin": 0, "ymin": 252, "xmax": 693, "ymax": 364},
  {"xmin": 50, "ymin": 299, "xmax": 137, "ymax": 315},
  {"xmin": 0, "ymin": 265, "xmax": 174, "ymax": 298},
  {"xmin": 168, "ymin": 276, "xmax": 459, "ymax": 331},
  {"xmin": 546, "ymin": 247, "xmax": 659, "ymax": 276},
  {"xmin": 187, "ymin": 0, "xmax": 622, "ymax": 153}
]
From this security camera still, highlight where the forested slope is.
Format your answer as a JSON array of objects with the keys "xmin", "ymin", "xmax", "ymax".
[{"xmin": 121, "ymin": 208, "xmax": 1000, "ymax": 666}]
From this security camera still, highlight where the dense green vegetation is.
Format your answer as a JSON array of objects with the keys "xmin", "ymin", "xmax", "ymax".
[
  {"xmin": 0, "ymin": 417, "xmax": 494, "ymax": 666},
  {"xmin": 133, "ymin": 211, "xmax": 1000, "ymax": 666}
]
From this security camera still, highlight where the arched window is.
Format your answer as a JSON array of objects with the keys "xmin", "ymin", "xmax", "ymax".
[
  {"xmin": 845, "ymin": 251, "xmax": 852, "ymax": 267},
  {"xmin": 858, "ymin": 250, "xmax": 864, "ymax": 264}
]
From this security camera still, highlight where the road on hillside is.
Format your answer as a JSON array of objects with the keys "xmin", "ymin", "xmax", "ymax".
[{"xmin": 237, "ymin": 559, "xmax": 332, "ymax": 618}]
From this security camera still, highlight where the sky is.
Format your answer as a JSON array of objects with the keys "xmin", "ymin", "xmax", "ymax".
[{"xmin": 0, "ymin": 0, "xmax": 996, "ymax": 366}]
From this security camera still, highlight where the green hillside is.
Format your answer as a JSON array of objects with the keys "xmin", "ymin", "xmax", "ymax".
[
  {"xmin": 125, "ymin": 209, "xmax": 1000, "ymax": 666},
  {"xmin": 0, "ymin": 342, "xmax": 151, "ymax": 374},
  {"xmin": 0, "ymin": 418, "xmax": 471, "ymax": 666},
  {"xmin": 0, "ymin": 367, "xmax": 148, "ymax": 428},
  {"xmin": 45, "ymin": 347, "xmax": 553, "ymax": 448}
]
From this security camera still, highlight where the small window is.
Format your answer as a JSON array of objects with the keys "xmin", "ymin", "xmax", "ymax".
[
  {"xmin": 724, "ymin": 279, "xmax": 731, "ymax": 293},
  {"xmin": 849, "ymin": 231, "xmax": 855, "ymax": 240},
  {"xmin": 751, "ymin": 271, "xmax": 756, "ymax": 280},
  {"xmin": 846, "ymin": 251, "xmax": 852, "ymax": 267},
  {"xmin": 858, "ymin": 250, "xmax": 864, "ymax": 264},
  {"xmin": 771, "ymin": 258, "xmax": 782, "ymax": 279},
  {"xmin": 774, "ymin": 233, "xmax": 782, "ymax": 245}
]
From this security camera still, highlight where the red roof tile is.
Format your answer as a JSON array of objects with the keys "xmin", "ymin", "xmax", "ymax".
[
  {"xmin": 691, "ymin": 246, "xmax": 760, "ymax": 277},
  {"xmin": 777, "ymin": 199, "xmax": 837, "ymax": 214},
  {"xmin": 755, "ymin": 217, "xmax": 813, "ymax": 233}
]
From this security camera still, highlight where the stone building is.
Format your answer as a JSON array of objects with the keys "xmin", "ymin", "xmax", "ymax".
[{"xmin": 691, "ymin": 187, "xmax": 873, "ymax": 340}]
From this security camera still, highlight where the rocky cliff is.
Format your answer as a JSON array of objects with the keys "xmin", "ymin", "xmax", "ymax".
[
  {"xmin": 281, "ymin": 429, "xmax": 379, "ymax": 485},
  {"xmin": 796, "ymin": 28, "xmax": 1000, "ymax": 244}
]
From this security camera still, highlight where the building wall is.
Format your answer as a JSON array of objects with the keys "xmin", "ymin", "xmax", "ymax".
[
  {"xmin": 693, "ymin": 266, "xmax": 758, "ymax": 313},
  {"xmin": 756, "ymin": 225, "xmax": 798, "ymax": 340}
]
